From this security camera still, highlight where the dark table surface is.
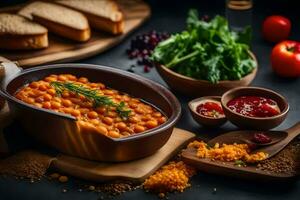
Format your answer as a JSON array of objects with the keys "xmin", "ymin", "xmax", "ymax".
[{"xmin": 1, "ymin": 0, "xmax": 300, "ymax": 199}]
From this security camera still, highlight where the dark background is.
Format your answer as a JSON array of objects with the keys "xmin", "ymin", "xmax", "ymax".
[{"xmin": 1, "ymin": 0, "xmax": 300, "ymax": 199}]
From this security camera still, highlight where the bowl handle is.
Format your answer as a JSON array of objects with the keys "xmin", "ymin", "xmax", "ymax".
[{"xmin": 0, "ymin": 57, "xmax": 22, "ymax": 108}]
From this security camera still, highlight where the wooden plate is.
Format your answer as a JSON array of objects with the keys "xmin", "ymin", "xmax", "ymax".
[
  {"xmin": 181, "ymin": 146, "xmax": 297, "ymax": 181},
  {"xmin": 0, "ymin": 0, "xmax": 151, "ymax": 67}
]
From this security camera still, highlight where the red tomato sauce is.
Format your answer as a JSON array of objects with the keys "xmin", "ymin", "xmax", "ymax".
[
  {"xmin": 227, "ymin": 96, "xmax": 280, "ymax": 117},
  {"xmin": 196, "ymin": 101, "xmax": 224, "ymax": 118}
]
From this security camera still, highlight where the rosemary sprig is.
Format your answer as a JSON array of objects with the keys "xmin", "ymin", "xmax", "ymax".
[{"xmin": 50, "ymin": 81, "xmax": 131, "ymax": 119}]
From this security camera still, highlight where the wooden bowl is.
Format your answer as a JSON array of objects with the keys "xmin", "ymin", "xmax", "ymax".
[
  {"xmin": 155, "ymin": 52, "xmax": 257, "ymax": 97},
  {"xmin": 221, "ymin": 87, "xmax": 289, "ymax": 130},
  {"xmin": 188, "ymin": 96, "xmax": 227, "ymax": 127}
]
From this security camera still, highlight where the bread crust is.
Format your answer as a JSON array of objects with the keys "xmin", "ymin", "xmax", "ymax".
[
  {"xmin": 55, "ymin": 0, "xmax": 124, "ymax": 34},
  {"xmin": 0, "ymin": 33, "xmax": 48, "ymax": 50},
  {"xmin": 32, "ymin": 14, "xmax": 91, "ymax": 42}
]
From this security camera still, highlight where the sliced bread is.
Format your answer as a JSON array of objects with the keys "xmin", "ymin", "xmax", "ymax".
[
  {"xmin": 56, "ymin": 0, "xmax": 124, "ymax": 35},
  {"xmin": 0, "ymin": 13, "xmax": 48, "ymax": 50},
  {"xmin": 18, "ymin": 1, "xmax": 91, "ymax": 42}
]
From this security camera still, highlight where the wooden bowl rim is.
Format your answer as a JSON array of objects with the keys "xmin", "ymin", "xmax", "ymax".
[
  {"xmin": 188, "ymin": 96, "xmax": 227, "ymax": 121},
  {"xmin": 221, "ymin": 86, "xmax": 289, "ymax": 121},
  {"xmin": 157, "ymin": 51, "xmax": 258, "ymax": 84}
]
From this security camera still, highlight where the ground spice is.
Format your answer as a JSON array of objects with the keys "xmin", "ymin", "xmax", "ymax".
[
  {"xmin": 143, "ymin": 161, "xmax": 196, "ymax": 196},
  {"xmin": 257, "ymin": 140, "xmax": 300, "ymax": 174},
  {"xmin": 188, "ymin": 140, "xmax": 268, "ymax": 163},
  {"xmin": 0, "ymin": 150, "xmax": 52, "ymax": 180}
]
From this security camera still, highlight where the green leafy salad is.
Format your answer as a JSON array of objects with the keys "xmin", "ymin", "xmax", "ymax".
[{"xmin": 151, "ymin": 9, "xmax": 256, "ymax": 83}]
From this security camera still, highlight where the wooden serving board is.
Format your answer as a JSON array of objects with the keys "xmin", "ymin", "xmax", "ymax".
[
  {"xmin": 0, "ymin": 0, "xmax": 151, "ymax": 67},
  {"xmin": 51, "ymin": 128, "xmax": 195, "ymax": 182},
  {"xmin": 182, "ymin": 146, "xmax": 297, "ymax": 181}
]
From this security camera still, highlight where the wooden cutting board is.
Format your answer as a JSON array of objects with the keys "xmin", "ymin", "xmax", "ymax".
[
  {"xmin": 0, "ymin": 0, "xmax": 151, "ymax": 67},
  {"xmin": 51, "ymin": 128, "xmax": 195, "ymax": 182}
]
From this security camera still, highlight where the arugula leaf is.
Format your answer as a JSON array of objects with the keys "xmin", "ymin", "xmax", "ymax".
[{"xmin": 151, "ymin": 9, "xmax": 256, "ymax": 83}]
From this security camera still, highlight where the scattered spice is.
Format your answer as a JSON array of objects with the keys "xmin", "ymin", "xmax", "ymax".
[
  {"xmin": 58, "ymin": 175, "xmax": 69, "ymax": 183},
  {"xmin": 126, "ymin": 30, "xmax": 170, "ymax": 73},
  {"xmin": 88, "ymin": 185, "xmax": 95, "ymax": 191},
  {"xmin": 49, "ymin": 173, "xmax": 60, "ymax": 179},
  {"xmin": 143, "ymin": 161, "xmax": 196, "ymax": 196},
  {"xmin": 81, "ymin": 181, "xmax": 139, "ymax": 196},
  {"xmin": 188, "ymin": 140, "xmax": 268, "ymax": 163},
  {"xmin": 257, "ymin": 141, "xmax": 300, "ymax": 174},
  {"xmin": 0, "ymin": 150, "xmax": 52, "ymax": 180},
  {"xmin": 212, "ymin": 187, "xmax": 217, "ymax": 194}
]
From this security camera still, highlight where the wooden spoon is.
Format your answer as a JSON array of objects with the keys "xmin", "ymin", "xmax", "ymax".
[
  {"xmin": 207, "ymin": 122, "xmax": 300, "ymax": 158},
  {"xmin": 242, "ymin": 131, "xmax": 287, "ymax": 147}
]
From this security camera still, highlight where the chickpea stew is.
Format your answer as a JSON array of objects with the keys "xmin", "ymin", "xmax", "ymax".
[{"xmin": 14, "ymin": 74, "xmax": 167, "ymax": 138}]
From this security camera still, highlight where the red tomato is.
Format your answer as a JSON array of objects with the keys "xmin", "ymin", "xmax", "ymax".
[
  {"xmin": 271, "ymin": 40, "xmax": 300, "ymax": 77},
  {"xmin": 262, "ymin": 15, "xmax": 291, "ymax": 43}
]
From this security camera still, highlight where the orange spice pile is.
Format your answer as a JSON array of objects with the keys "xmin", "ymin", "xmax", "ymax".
[
  {"xmin": 143, "ymin": 161, "xmax": 196, "ymax": 196},
  {"xmin": 188, "ymin": 140, "xmax": 268, "ymax": 163}
]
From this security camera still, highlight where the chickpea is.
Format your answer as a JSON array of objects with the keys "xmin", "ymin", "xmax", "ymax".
[
  {"xmin": 97, "ymin": 126, "xmax": 108, "ymax": 135},
  {"xmin": 29, "ymin": 82, "xmax": 39, "ymax": 89},
  {"xmin": 47, "ymin": 89, "xmax": 56, "ymax": 96},
  {"xmin": 90, "ymin": 119, "xmax": 100, "ymax": 126},
  {"xmin": 42, "ymin": 102, "xmax": 51, "ymax": 109},
  {"xmin": 87, "ymin": 111, "xmax": 98, "ymax": 119},
  {"xmin": 135, "ymin": 108, "xmax": 145, "ymax": 114},
  {"xmin": 116, "ymin": 122, "xmax": 127, "ymax": 131},
  {"xmin": 107, "ymin": 111, "xmax": 117, "ymax": 118},
  {"xmin": 43, "ymin": 94, "xmax": 52, "ymax": 101},
  {"xmin": 120, "ymin": 132, "xmax": 130, "ymax": 137},
  {"xmin": 70, "ymin": 109, "xmax": 81, "ymax": 117},
  {"xmin": 27, "ymin": 91, "xmax": 37, "ymax": 98},
  {"xmin": 141, "ymin": 115, "xmax": 152, "ymax": 121},
  {"xmin": 114, "ymin": 117, "xmax": 122, "ymax": 123},
  {"xmin": 61, "ymin": 99, "xmax": 72, "ymax": 107},
  {"xmin": 102, "ymin": 90, "xmax": 112, "ymax": 95},
  {"xmin": 24, "ymin": 98, "xmax": 35, "ymax": 104},
  {"xmin": 82, "ymin": 102, "xmax": 93, "ymax": 108},
  {"xmin": 108, "ymin": 130, "xmax": 120, "ymax": 138},
  {"xmin": 95, "ymin": 107, "xmax": 106, "ymax": 114},
  {"xmin": 152, "ymin": 112, "xmax": 162, "ymax": 118},
  {"xmin": 134, "ymin": 125, "xmax": 145, "ymax": 133},
  {"xmin": 69, "ymin": 98, "xmax": 81, "ymax": 104},
  {"xmin": 129, "ymin": 116, "xmax": 139, "ymax": 123},
  {"xmin": 145, "ymin": 120, "xmax": 158, "ymax": 129},
  {"xmin": 89, "ymin": 83, "xmax": 98, "ymax": 88},
  {"xmin": 129, "ymin": 102, "xmax": 138, "ymax": 109},
  {"xmin": 58, "ymin": 75, "xmax": 67, "ymax": 81},
  {"xmin": 66, "ymin": 74, "xmax": 77, "ymax": 81},
  {"xmin": 38, "ymin": 84, "xmax": 48, "ymax": 91},
  {"xmin": 52, "ymin": 97, "xmax": 62, "ymax": 103},
  {"xmin": 35, "ymin": 96, "xmax": 44, "ymax": 103},
  {"xmin": 103, "ymin": 117, "xmax": 113, "ymax": 125},
  {"xmin": 45, "ymin": 77, "xmax": 57, "ymax": 82},
  {"xmin": 98, "ymin": 83, "xmax": 105, "ymax": 89},
  {"xmin": 61, "ymin": 107, "xmax": 72, "ymax": 114},
  {"xmin": 122, "ymin": 95, "xmax": 130, "ymax": 102},
  {"xmin": 51, "ymin": 101, "xmax": 61, "ymax": 109},
  {"xmin": 78, "ymin": 77, "xmax": 88, "ymax": 83},
  {"xmin": 49, "ymin": 74, "xmax": 58, "ymax": 78},
  {"xmin": 79, "ymin": 108, "xmax": 90, "ymax": 114},
  {"xmin": 158, "ymin": 116, "xmax": 167, "ymax": 124},
  {"xmin": 61, "ymin": 91, "xmax": 70, "ymax": 98}
]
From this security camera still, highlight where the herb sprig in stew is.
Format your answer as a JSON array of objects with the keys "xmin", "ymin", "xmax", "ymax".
[{"xmin": 50, "ymin": 81, "xmax": 131, "ymax": 119}]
